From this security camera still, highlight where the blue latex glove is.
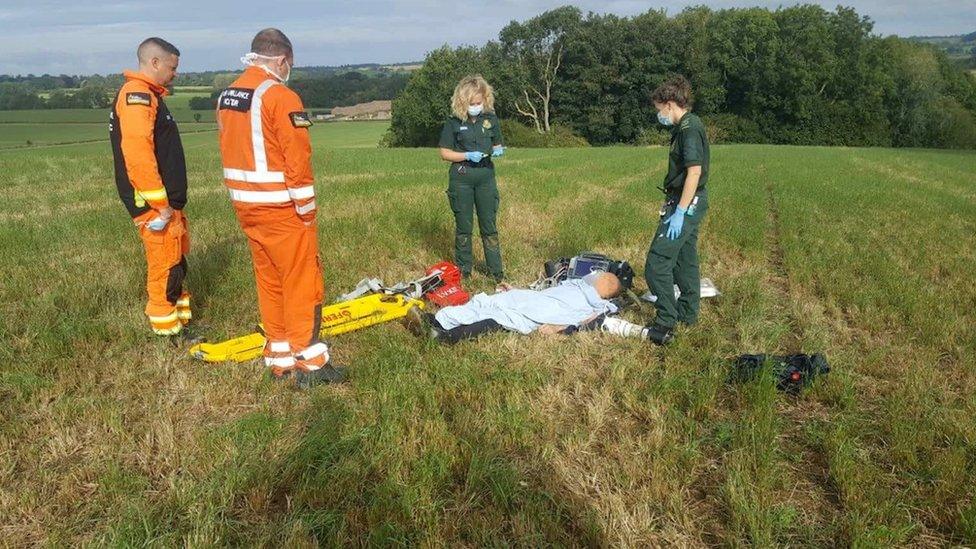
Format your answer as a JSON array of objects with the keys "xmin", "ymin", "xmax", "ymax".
[
  {"xmin": 147, "ymin": 215, "xmax": 170, "ymax": 232},
  {"xmin": 491, "ymin": 146, "xmax": 505, "ymax": 157},
  {"xmin": 464, "ymin": 151, "xmax": 486, "ymax": 163},
  {"xmin": 665, "ymin": 205, "xmax": 687, "ymax": 240}
]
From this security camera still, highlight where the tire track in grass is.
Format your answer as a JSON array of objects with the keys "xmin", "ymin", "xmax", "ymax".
[
  {"xmin": 757, "ymin": 161, "xmax": 844, "ymax": 542},
  {"xmin": 762, "ymin": 168, "xmax": 801, "ymax": 350},
  {"xmin": 763, "ymin": 149, "xmax": 934, "ymax": 544}
]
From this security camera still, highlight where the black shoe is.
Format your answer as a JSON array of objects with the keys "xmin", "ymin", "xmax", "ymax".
[
  {"xmin": 295, "ymin": 365, "xmax": 348, "ymax": 388},
  {"xmin": 492, "ymin": 274, "xmax": 506, "ymax": 284},
  {"xmin": 170, "ymin": 327, "xmax": 206, "ymax": 347},
  {"xmin": 644, "ymin": 323, "xmax": 675, "ymax": 346}
]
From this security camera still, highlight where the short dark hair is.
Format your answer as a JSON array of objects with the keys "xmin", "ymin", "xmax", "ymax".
[
  {"xmin": 251, "ymin": 28, "xmax": 293, "ymax": 58},
  {"xmin": 137, "ymin": 37, "xmax": 180, "ymax": 63},
  {"xmin": 651, "ymin": 75, "xmax": 693, "ymax": 108}
]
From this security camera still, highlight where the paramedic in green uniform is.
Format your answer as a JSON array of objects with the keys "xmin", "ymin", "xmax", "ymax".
[
  {"xmin": 438, "ymin": 75, "xmax": 505, "ymax": 281},
  {"xmin": 644, "ymin": 75, "xmax": 710, "ymax": 345}
]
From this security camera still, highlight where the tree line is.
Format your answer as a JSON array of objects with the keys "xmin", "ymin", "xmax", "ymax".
[
  {"xmin": 188, "ymin": 71, "xmax": 409, "ymax": 111},
  {"xmin": 1, "ymin": 69, "xmax": 409, "ymax": 113},
  {"xmin": 388, "ymin": 5, "xmax": 976, "ymax": 149},
  {"xmin": 0, "ymin": 82, "xmax": 113, "ymax": 110}
]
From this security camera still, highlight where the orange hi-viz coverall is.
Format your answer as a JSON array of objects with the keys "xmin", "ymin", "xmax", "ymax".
[
  {"xmin": 110, "ymin": 70, "xmax": 191, "ymax": 335},
  {"xmin": 217, "ymin": 65, "xmax": 329, "ymax": 373}
]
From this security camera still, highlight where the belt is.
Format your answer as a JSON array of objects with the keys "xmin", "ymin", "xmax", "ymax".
[
  {"xmin": 662, "ymin": 185, "xmax": 707, "ymax": 199},
  {"xmin": 459, "ymin": 158, "xmax": 494, "ymax": 169}
]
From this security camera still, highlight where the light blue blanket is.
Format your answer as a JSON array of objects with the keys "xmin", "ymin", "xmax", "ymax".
[{"xmin": 434, "ymin": 278, "xmax": 618, "ymax": 334}]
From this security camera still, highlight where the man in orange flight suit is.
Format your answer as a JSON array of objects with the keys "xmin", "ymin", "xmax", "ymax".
[
  {"xmin": 217, "ymin": 28, "xmax": 345, "ymax": 386},
  {"xmin": 110, "ymin": 37, "xmax": 197, "ymax": 340}
]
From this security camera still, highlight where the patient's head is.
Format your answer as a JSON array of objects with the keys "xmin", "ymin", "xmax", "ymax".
[{"xmin": 593, "ymin": 272, "xmax": 623, "ymax": 299}]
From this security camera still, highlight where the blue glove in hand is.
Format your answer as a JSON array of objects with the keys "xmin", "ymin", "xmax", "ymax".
[
  {"xmin": 665, "ymin": 206, "xmax": 687, "ymax": 240},
  {"xmin": 464, "ymin": 151, "xmax": 486, "ymax": 163},
  {"xmin": 491, "ymin": 146, "xmax": 505, "ymax": 157},
  {"xmin": 147, "ymin": 215, "xmax": 170, "ymax": 232}
]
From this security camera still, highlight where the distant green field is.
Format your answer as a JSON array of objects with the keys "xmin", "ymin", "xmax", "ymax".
[
  {"xmin": 1, "ymin": 122, "xmax": 975, "ymax": 546},
  {"xmin": 173, "ymin": 86, "xmax": 213, "ymax": 93},
  {"xmin": 0, "ymin": 109, "xmax": 110, "ymax": 123},
  {"xmin": 0, "ymin": 120, "xmax": 387, "ymax": 150},
  {"xmin": 311, "ymin": 121, "xmax": 391, "ymax": 148},
  {"xmin": 0, "ymin": 90, "xmax": 216, "ymax": 126},
  {"xmin": 0, "ymin": 122, "xmax": 218, "ymax": 148},
  {"xmin": 0, "ymin": 116, "xmax": 387, "ymax": 150}
]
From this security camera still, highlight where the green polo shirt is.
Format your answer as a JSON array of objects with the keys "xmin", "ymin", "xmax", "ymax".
[
  {"xmin": 438, "ymin": 112, "xmax": 503, "ymax": 156},
  {"xmin": 662, "ymin": 112, "xmax": 709, "ymax": 194}
]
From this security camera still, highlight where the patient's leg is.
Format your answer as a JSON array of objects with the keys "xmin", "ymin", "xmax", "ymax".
[
  {"xmin": 436, "ymin": 318, "xmax": 507, "ymax": 344},
  {"xmin": 559, "ymin": 313, "xmax": 607, "ymax": 335}
]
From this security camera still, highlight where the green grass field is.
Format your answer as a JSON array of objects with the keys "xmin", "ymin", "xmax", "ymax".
[
  {"xmin": 0, "ymin": 116, "xmax": 387, "ymax": 150},
  {"xmin": 1, "ymin": 120, "xmax": 975, "ymax": 546},
  {"xmin": 0, "ymin": 90, "xmax": 216, "ymax": 129}
]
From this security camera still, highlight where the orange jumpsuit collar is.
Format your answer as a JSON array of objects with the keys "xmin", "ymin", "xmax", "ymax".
[
  {"xmin": 242, "ymin": 64, "xmax": 282, "ymax": 82},
  {"xmin": 123, "ymin": 70, "xmax": 169, "ymax": 96}
]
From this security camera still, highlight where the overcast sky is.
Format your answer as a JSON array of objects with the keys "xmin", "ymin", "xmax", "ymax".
[{"xmin": 1, "ymin": 1, "xmax": 973, "ymax": 76}]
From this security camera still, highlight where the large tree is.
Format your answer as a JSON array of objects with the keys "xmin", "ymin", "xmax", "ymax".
[{"xmin": 499, "ymin": 6, "xmax": 582, "ymax": 133}]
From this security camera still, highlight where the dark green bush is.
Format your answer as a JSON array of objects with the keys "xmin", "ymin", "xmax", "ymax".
[
  {"xmin": 704, "ymin": 114, "xmax": 766, "ymax": 144},
  {"xmin": 502, "ymin": 119, "xmax": 589, "ymax": 147}
]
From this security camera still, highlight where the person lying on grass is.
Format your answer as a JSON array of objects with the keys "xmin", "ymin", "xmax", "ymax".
[{"xmin": 402, "ymin": 272, "xmax": 623, "ymax": 344}]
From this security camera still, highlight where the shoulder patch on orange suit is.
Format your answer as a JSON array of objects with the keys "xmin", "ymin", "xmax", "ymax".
[
  {"xmin": 289, "ymin": 111, "xmax": 313, "ymax": 128},
  {"xmin": 126, "ymin": 92, "xmax": 152, "ymax": 106}
]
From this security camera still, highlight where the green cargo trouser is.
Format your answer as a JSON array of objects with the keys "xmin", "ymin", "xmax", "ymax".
[
  {"xmin": 644, "ymin": 192, "xmax": 708, "ymax": 329},
  {"xmin": 447, "ymin": 164, "xmax": 503, "ymax": 278}
]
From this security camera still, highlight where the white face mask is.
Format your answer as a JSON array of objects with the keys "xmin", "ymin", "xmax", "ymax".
[
  {"xmin": 241, "ymin": 52, "xmax": 291, "ymax": 83},
  {"xmin": 467, "ymin": 104, "xmax": 483, "ymax": 117}
]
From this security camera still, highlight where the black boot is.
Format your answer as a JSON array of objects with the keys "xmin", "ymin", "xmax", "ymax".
[
  {"xmin": 169, "ymin": 327, "xmax": 206, "ymax": 347},
  {"xmin": 644, "ymin": 323, "xmax": 674, "ymax": 346},
  {"xmin": 295, "ymin": 364, "xmax": 348, "ymax": 388}
]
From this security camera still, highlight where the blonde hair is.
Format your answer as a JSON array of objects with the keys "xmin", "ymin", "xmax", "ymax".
[{"xmin": 451, "ymin": 75, "xmax": 495, "ymax": 120}]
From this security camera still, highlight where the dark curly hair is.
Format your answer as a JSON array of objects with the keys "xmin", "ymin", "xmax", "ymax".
[{"xmin": 650, "ymin": 75, "xmax": 693, "ymax": 108}]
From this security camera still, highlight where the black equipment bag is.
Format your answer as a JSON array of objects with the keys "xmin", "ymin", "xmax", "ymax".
[{"xmin": 730, "ymin": 353, "xmax": 830, "ymax": 394}]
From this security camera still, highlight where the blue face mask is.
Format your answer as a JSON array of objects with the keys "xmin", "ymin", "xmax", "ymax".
[
  {"xmin": 657, "ymin": 111, "xmax": 673, "ymax": 126},
  {"xmin": 468, "ymin": 104, "xmax": 484, "ymax": 117}
]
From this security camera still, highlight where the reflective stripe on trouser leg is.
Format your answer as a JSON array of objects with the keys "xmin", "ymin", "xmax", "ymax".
[
  {"xmin": 149, "ymin": 310, "xmax": 181, "ymax": 335},
  {"xmin": 295, "ymin": 341, "xmax": 330, "ymax": 371},
  {"xmin": 264, "ymin": 340, "xmax": 295, "ymax": 369},
  {"xmin": 176, "ymin": 291, "xmax": 192, "ymax": 324}
]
